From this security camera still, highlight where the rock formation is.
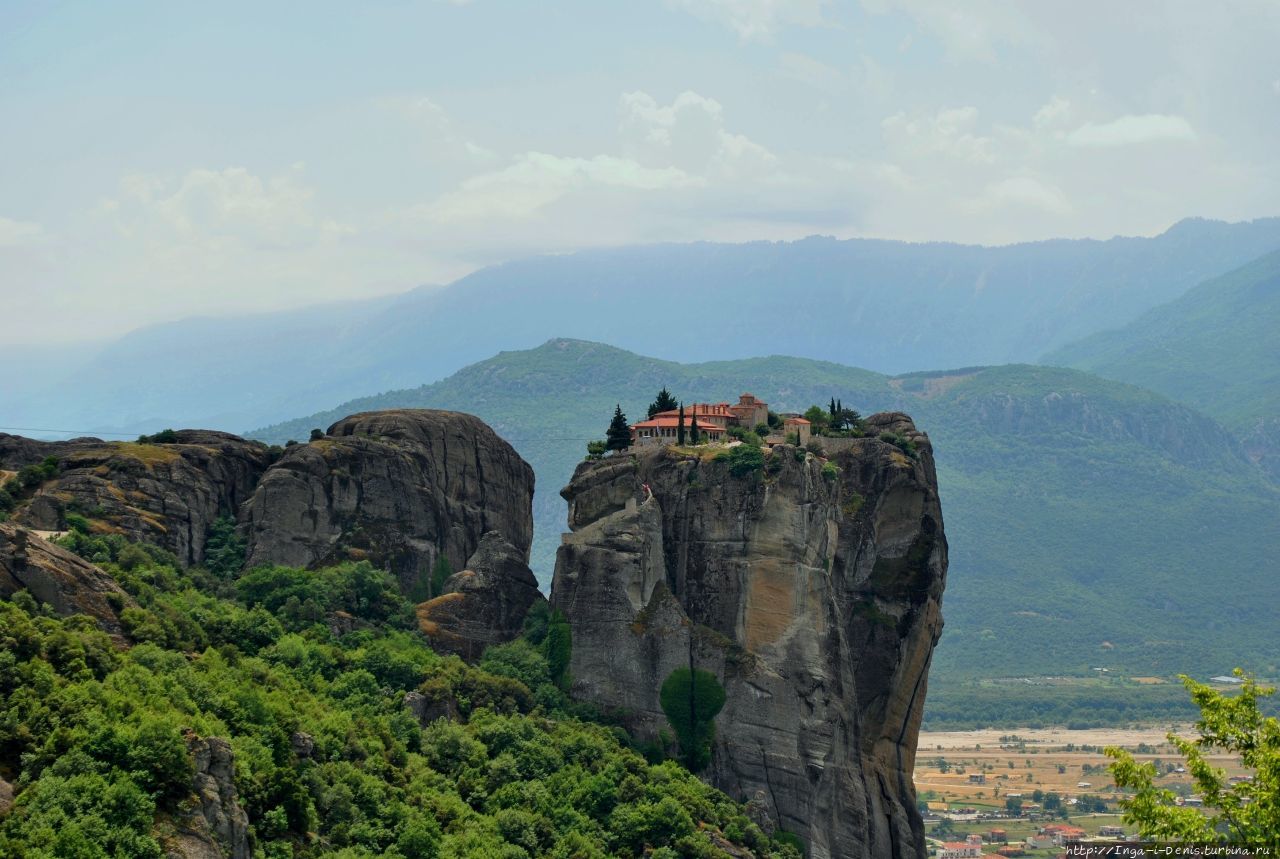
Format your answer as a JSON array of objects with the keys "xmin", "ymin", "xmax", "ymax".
[
  {"xmin": 0, "ymin": 431, "xmax": 271, "ymax": 567},
  {"xmin": 550, "ymin": 413, "xmax": 947, "ymax": 859},
  {"xmin": 242, "ymin": 410, "xmax": 534, "ymax": 595},
  {"xmin": 416, "ymin": 530, "xmax": 547, "ymax": 660},
  {"xmin": 0, "ymin": 522, "xmax": 134, "ymax": 637},
  {"xmin": 162, "ymin": 733, "xmax": 250, "ymax": 859}
]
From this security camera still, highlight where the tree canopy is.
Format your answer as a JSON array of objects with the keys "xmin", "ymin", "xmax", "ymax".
[
  {"xmin": 647, "ymin": 387, "xmax": 678, "ymax": 419},
  {"xmin": 606, "ymin": 404, "xmax": 631, "ymax": 452},
  {"xmin": 659, "ymin": 668, "xmax": 726, "ymax": 772},
  {"xmin": 1106, "ymin": 671, "xmax": 1279, "ymax": 844}
]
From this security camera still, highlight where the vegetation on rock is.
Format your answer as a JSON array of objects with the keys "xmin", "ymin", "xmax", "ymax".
[{"xmin": 0, "ymin": 534, "xmax": 799, "ymax": 858}]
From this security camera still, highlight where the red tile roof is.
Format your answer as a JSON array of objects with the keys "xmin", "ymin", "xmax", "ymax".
[{"xmin": 632, "ymin": 417, "xmax": 725, "ymax": 431}]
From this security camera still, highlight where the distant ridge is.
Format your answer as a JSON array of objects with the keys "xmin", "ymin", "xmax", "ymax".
[
  {"xmin": 8, "ymin": 216, "xmax": 1280, "ymax": 436},
  {"xmin": 1046, "ymin": 248, "xmax": 1280, "ymax": 430}
]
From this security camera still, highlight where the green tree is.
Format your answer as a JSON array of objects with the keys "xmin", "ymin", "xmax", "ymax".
[
  {"xmin": 1005, "ymin": 797, "xmax": 1023, "ymax": 816},
  {"xmin": 648, "ymin": 387, "xmax": 678, "ymax": 419},
  {"xmin": 203, "ymin": 516, "xmax": 245, "ymax": 579},
  {"xmin": 803, "ymin": 405, "xmax": 830, "ymax": 433},
  {"xmin": 1107, "ymin": 672, "xmax": 1279, "ymax": 844},
  {"xmin": 659, "ymin": 668, "xmax": 726, "ymax": 772},
  {"xmin": 430, "ymin": 555, "xmax": 453, "ymax": 599},
  {"xmin": 544, "ymin": 610, "xmax": 572, "ymax": 690},
  {"xmin": 677, "ymin": 404, "xmax": 686, "ymax": 445},
  {"xmin": 606, "ymin": 405, "xmax": 631, "ymax": 452}
]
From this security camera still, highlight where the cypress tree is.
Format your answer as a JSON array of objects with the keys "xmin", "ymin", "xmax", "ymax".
[
  {"xmin": 689, "ymin": 405, "xmax": 699, "ymax": 445},
  {"xmin": 648, "ymin": 387, "xmax": 678, "ymax": 419},
  {"xmin": 677, "ymin": 404, "xmax": 686, "ymax": 445},
  {"xmin": 829, "ymin": 397, "xmax": 837, "ymax": 419},
  {"xmin": 606, "ymin": 404, "xmax": 632, "ymax": 452}
]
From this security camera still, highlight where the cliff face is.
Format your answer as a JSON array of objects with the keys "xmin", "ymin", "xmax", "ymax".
[
  {"xmin": 242, "ymin": 410, "xmax": 535, "ymax": 595},
  {"xmin": 550, "ymin": 413, "xmax": 947, "ymax": 859},
  {"xmin": 0, "ymin": 431, "xmax": 271, "ymax": 567}
]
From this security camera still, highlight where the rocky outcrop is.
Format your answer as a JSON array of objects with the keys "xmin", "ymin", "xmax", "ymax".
[
  {"xmin": 416, "ymin": 531, "xmax": 546, "ymax": 660},
  {"xmin": 0, "ymin": 431, "xmax": 271, "ymax": 567},
  {"xmin": 242, "ymin": 410, "xmax": 534, "ymax": 595},
  {"xmin": 163, "ymin": 733, "xmax": 250, "ymax": 859},
  {"xmin": 0, "ymin": 776, "xmax": 13, "ymax": 818},
  {"xmin": 0, "ymin": 523, "xmax": 134, "ymax": 637},
  {"xmin": 550, "ymin": 413, "xmax": 947, "ymax": 859}
]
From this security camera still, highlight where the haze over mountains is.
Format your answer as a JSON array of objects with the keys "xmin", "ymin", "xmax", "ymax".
[{"xmin": 5, "ymin": 217, "xmax": 1280, "ymax": 437}]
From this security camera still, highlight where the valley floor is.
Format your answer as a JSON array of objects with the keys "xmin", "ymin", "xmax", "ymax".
[{"xmin": 913, "ymin": 726, "xmax": 1247, "ymax": 826}]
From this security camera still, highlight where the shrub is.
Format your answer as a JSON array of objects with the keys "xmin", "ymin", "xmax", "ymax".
[
  {"xmin": 136, "ymin": 429, "xmax": 178, "ymax": 444},
  {"xmin": 878, "ymin": 432, "xmax": 918, "ymax": 459},
  {"xmin": 64, "ymin": 512, "xmax": 91, "ymax": 535},
  {"xmin": 715, "ymin": 445, "xmax": 764, "ymax": 479},
  {"xmin": 821, "ymin": 462, "xmax": 839, "ymax": 481}
]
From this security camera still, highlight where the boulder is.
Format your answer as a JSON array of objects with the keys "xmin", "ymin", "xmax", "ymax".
[
  {"xmin": 242, "ymin": 410, "xmax": 534, "ymax": 595},
  {"xmin": 0, "ymin": 522, "xmax": 134, "ymax": 637},
  {"xmin": 416, "ymin": 531, "xmax": 545, "ymax": 661}
]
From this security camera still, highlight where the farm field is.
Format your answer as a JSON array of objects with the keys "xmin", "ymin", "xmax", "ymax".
[{"xmin": 913, "ymin": 726, "xmax": 1247, "ymax": 841}]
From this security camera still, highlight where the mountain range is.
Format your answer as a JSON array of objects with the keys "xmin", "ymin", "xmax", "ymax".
[{"xmin": 6, "ymin": 216, "xmax": 1280, "ymax": 437}]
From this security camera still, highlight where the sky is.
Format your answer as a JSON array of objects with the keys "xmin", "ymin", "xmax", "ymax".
[{"xmin": 2, "ymin": 0, "xmax": 1278, "ymax": 345}]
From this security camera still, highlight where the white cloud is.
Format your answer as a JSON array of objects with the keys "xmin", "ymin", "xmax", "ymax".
[
  {"xmin": 378, "ymin": 96, "xmax": 497, "ymax": 164},
  {"xmin": 0, "ymin": 217, "xmax": 44, "ymax": 247},
  {"xmin": 418, "ymin": 152, "xmax": 697, "ymax": 222},
  {"xmin": 620, "ymin": 91, "xmax": 777, "ymax": 176},
  {"xmin": 666, "ymin": 0, "xmax": 829, "ymax": 40},
  {"xmin": 969, "ymin": 176, "xmax": 1072, "ymax": 215},
  {"xmin": 882, "ymin": 106, "xmax": 997, "ymax": 163},
  {"xmin": 101, "ymin": 166, "xmax": 350, "ymax": 248},
  {"xmin": 1067, "ymin": 114, "xmax": 1197, "ymax": 147},
  {"xmin": 1032, "ymin": 97, "xmax": 1073, "ymax": 131}
]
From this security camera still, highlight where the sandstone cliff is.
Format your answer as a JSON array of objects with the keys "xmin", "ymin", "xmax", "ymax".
[
  {"xmin": 0, "ymin": 431, "xmax": 271, "ymax": 567},
  {"xmin": 550, "ymin": 413, "xmax": 947, "ymax": 859},
  {"xmin": 241, "ymin": 410, "xmax": 534, "ymax": 595},
  {"xmin": 0, "ymin": 522, "xmax": 134, "ymax": 637}
]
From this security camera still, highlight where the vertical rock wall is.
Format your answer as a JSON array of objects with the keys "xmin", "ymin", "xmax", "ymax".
[{"xmin": 550, "ymin": 413, "xmax": 947, "ymax": 859}]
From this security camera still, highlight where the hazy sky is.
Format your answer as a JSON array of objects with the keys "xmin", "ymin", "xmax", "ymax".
[{"xmin": 2, "ymin": 1, "xmax": 1278, "ymax": 344}]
